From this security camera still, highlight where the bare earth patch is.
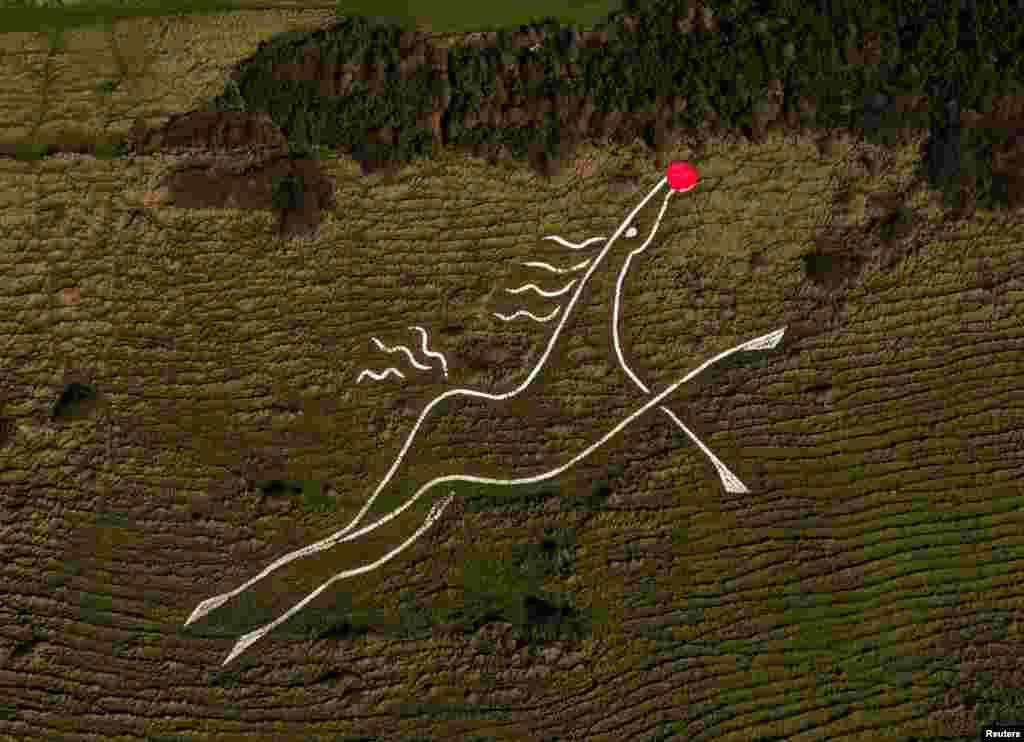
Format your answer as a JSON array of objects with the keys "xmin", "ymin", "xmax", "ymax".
[{"xmin": 131, "ymin": 110, "xmax": 336, "ymax": 238}]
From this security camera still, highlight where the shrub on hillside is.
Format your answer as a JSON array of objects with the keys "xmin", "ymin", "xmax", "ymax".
[
  {"xmin": 50, "ymin": 382, "xmax": 95, "ymax": 420},
  {"xmin": 270, "ymin": 172, "xmax": 305, "ymax": 210}
]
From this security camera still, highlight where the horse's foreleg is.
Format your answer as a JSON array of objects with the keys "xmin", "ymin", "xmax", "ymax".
[
  {"xmin": 649, "ymin": 326, "xmax": 787, "ymax": 494},
  {"xmin": 657, "ymin": 406, "xmax": 749, "ymax": 493},
  {"xmin": 221, "ymin": 492, "xmax": 456, "ymax": 666}
]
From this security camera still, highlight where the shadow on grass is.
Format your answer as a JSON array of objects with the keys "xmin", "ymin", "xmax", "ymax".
[
  {"xmin": 691, "ymin": 348, "xmax": 774, "ymax": 387},
  {"xmin": 368, "ymin": 465, "xmax": 620, "ymax": 521},
  {"xmin": 274, "ymin": 529, "xmax": 605, "ymax": 648},
  {"xmin": 459, "ymin": 468, "xmax": 620, "ymax": 516},
  {"xmin": 367, "ymin": 477, "xmax": 438, "ymax": 519},
  {"xmin": 256, "ymin": 478, "xmax": 335, "ymax": 513},
  {"xmin": 430, "ymin": 538, "xmax": 606, "ymax": 643},
  {"xmin": 461, "ymin": 479, "xmax": 561, "ymax": 515},
  {"xmin": 49, "ymin": 382, "xmax": 96, "ymax": 421}
]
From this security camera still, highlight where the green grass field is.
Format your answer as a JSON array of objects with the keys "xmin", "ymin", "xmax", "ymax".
[
  {"xmin": 0, "ymin": 0, "xmax": 246, "ymax": 34},
  {"xmin": 0, "ymin": 0, "xmax": 624, "ymax": 35}
]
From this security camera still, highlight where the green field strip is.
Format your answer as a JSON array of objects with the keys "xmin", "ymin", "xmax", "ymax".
[
  {"xmin": 755, "ymin": 573, "xmax": 1017, "ymax": 640},
  {"xmin": 665, "ymin": 541, "xmax": 1023, "ymax": 605},
  {"xmin": 667, "ymin": 502, "xmax": 1023, "ymax": 573},
  {"xmin": 642, "ymin": 646, "xmax": 954, "ymax": 740},
  {"xmin": 0, "ymin": 0, "xmax": 248, "ymax": 34},
  {"xmin": 633, "ymin": 581, "xmax": 1016, "ymax": 670},
  {"xmin": 725, "ymin": 490, "xmax": 969, "ymax": 528},
  {"xmin": 799, "ymin": 490, "xmax": 1020, "ymax": 537},
  {"xmin": 692, "ymin": 684, "xmax": 934, "ymax": 742},
  {"xmin": 670, "ymin": 622, "xmax": 1009, "ymax": 695},
  {"xmin": 627, "ymin": 572, "xmax": 1020, "ymax": 638},
  {"xmin": 824, "ymin": 494, "xmax": 1024, "ymax": 540},
  {"xmin": 0, "ymin": 0, "xmax": 623, "ymax": 36},
  {"xmin": 642, "ymin": 621, "xmax": 963, "ymax": 674}
]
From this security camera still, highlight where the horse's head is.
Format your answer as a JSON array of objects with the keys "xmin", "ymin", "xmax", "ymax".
[{"xmin": 600, "ymin": 161, "xmax": 699, "ymax": 266}]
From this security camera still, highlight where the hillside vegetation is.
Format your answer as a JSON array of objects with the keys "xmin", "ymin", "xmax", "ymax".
[{"xmin": 0, "ymin": 1, "xmax": 1022, "ymax": 741}]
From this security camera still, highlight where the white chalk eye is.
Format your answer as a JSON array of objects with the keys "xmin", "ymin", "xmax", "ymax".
[{"xmin": 625, "ymin": 226, "xmax": 638, "ymax": 238}]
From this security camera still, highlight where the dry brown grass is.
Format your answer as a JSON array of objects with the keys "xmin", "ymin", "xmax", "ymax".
[{"xmin": 1, "ymin": 6, "xmax": 1024, "ymax": 742}]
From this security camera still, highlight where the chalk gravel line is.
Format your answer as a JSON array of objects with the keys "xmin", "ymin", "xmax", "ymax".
[
  {"xmin": 492, "ymin": 306, "xmax": 562, "ymax": 323},
  {"xmin": 187, "ymin": 166, "xmax": 787, "ymax": 664},
  {"xmin": 542, "ymin": 235, "xmax": 606, "ymax": 251},
  {"xmin": 524, "ymin": 257, "xmax": 593, "ymax": 275},
  {"xmin": 355, "ymin": 368, "xmax": 405, "ymax": 384},
  {"xmin": 371, "ymin": 337, "xmax": 433, "ymax": 371},
  {"xmin": 504, "ymin": 279, "xmax": 578, "ymax": 298},
  {"xmin": 357, "ymin": 327, "xmax": 449, "ymax": 383},
  {"xmin": 409, "ymin": 325, "xmax": 448, "ymax": 379}
]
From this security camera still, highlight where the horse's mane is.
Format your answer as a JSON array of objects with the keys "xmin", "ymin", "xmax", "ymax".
[{"xmin": 495, "ymin": 234, "xmax": 608, "ymax": 326}]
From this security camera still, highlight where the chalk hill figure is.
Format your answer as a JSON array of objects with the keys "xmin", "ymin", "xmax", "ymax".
[{"xmin": 184, "ymin": 162, "xmax": 786, "ymax": 665}]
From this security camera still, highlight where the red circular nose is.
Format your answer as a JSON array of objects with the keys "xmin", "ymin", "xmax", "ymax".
[{"xmin": 666, "ymin": 161, "xmax": 699, "ymax": 192}]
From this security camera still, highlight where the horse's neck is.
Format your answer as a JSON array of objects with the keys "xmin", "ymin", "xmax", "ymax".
[
  {"xmin": 549, "ymin": 249, "xmax": 628, "ymax": 352},
  {"xmin": 482, "ymin": 248, "xmax": 635, "ymax": 400}
]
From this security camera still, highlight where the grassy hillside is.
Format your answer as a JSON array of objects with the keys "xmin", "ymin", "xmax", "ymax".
[{"xmin": 0, "ymin": 1, "xmax": 1022, "ymax": 741}]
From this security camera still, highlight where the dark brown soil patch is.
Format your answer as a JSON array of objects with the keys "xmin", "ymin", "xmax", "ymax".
[
  {"xmin": 127, "ymin": 110, "xmax": 289, "ymax": 156},
  {"xmin": 132, "ymin": 111, "xmax": 336, "ymax": 239},
  {"xmin": 0, "ymin": 403, "xmax": 11, "ymax": 449}
]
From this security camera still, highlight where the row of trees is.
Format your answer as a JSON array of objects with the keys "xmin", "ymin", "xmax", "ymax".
[{"xmin": 209, "ymin": 1, "xmax": 1021, "ymax": 209}]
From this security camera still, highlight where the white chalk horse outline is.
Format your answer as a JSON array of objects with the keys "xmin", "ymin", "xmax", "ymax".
[{"xmin": 186, "ymin": 163, "xmax": 787, "ymax": 665}]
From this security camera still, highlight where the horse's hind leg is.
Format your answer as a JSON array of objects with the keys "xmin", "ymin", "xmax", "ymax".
[
  {"xmin": 184, "ymin": 501, "xmax": 370, "ymax": 626},
  {"xmin": 656, "ymin": 406, "xmax": 749, "ymax": 493},
  {"xmin": 220, "ymin": 492, "xmax": 456, "ymax": 666},
  {"xmin": 187, "ymin": 398, "xmax": 457, "ymax": 628},
  {"xmin": 185, "ymin": 471, "xmax": 406, "ymax": 626}
]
